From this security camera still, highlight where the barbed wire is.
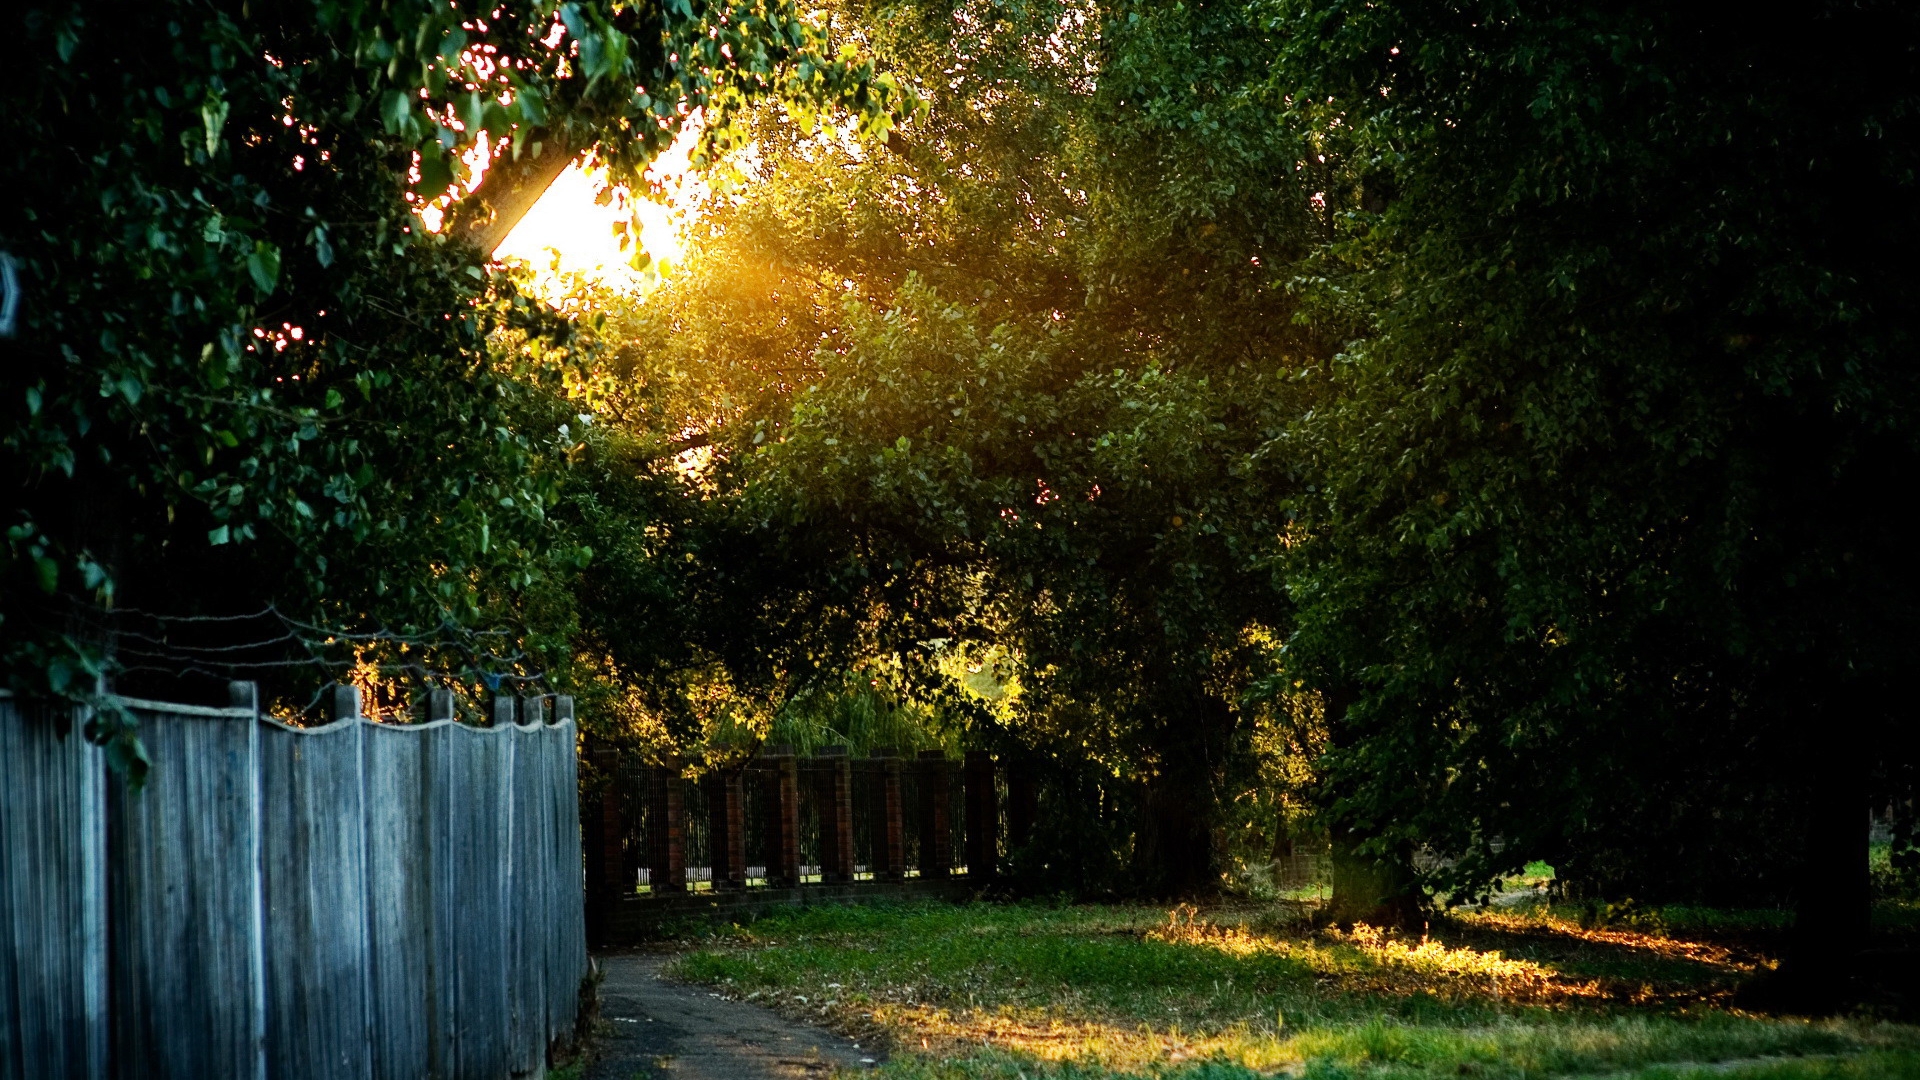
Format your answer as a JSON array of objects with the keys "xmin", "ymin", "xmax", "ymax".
[{"xmin": 57, "ymin": 599, "xmax": 548, "ymax": 719}]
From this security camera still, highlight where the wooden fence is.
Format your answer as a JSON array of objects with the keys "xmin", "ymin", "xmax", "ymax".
[
  {"xmin": 586, "ymin": 746, "xmax": 1032, "ymax": 939},
  {"xmin": 0, "ymin": 684, "xmax": 588, "ymax": 1080}
]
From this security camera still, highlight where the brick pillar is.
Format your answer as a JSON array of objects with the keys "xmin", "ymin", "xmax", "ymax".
[
  {"xmin": 964, "ymin": 750, "xmax": 997, "ymax": 882},
  {"xmin": 647, "ymin": 759, "xmax": 686, "ymax": 893},
  {"xmin": 709, "ymin": 769, "xmax": 747, "ymax": 889},
  {"xmin": 873, "ymin": 749, "xmax": 905, "ymax": 881},
  {"xmin": 816, "ymin": 747, "xmax": 854, "ymax": 883},
  {"xmin": 764, "ymin": 747, "xmax": 801, "ymax": 886},
  {"xmin": 1008, "ymin": 760, "xmax": 1039, "ymax": 852},
  {"xmin": 917, "ymin": 751, "xmax": 951, "ymax": 879}
]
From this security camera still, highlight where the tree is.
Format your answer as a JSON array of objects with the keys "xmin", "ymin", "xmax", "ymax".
[
  {"xmin": 566, "ymin": 0, "xmax": 1331, "ymax": 893},
  {"xmin": 1, "ymin": 0, "xmax": 900, "ymax": 763},
  {"xmin": 1266, "ymin": 0, "xmax": 1920, "ymax": 989}
]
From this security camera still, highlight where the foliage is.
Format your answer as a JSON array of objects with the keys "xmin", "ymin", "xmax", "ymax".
[
  {"xmin": 568, "ymin": 0, "xmax": 1331, "ymax": 893},
  {"xmin": 1235, "ymin": 1, "xmax": 1920, "ymax": 906},
  {"xmin": 557, "ymin": 0, "xmax": 1920, "ymax": 933},
  {"xmin": 0, "ymin": 0, "xmax": 901, "ymax": 764}
]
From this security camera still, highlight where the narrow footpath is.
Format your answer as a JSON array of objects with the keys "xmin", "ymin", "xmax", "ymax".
[{"xmin": 585, "ymin": 953, "xmax": 883, "ymax": 1080}]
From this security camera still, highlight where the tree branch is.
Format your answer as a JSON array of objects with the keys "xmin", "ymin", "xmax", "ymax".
[{"xmin": 445, "ymin": 132, "xmax": 581, "ymax": 255}]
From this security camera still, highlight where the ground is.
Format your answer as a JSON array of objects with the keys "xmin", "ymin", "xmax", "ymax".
[
  {"xmin": 576, "ymin": 951, "xmax": 882, "ymax": 1079},
  {"xmin": 616, "ymin": 898, "xmax": 1920, "ymax": 1079}
]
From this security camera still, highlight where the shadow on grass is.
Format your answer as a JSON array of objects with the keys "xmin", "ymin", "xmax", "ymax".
[{"xmin": 660, "ymin": 901, "xmax": 1920, "ymax": 1077}]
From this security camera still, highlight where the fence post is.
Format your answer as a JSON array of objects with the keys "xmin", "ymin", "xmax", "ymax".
[
  {"xmin": 520, "ymin": 695, "xmax": 546, "ymax": 725},
  {"xmin": 552, "ymin": 695, "xmax": 574, "ymax": 725},
  {"xmin": 873, "ymin": 749, "xmax": 905, "ymax": 881},
  {"xmin": 228, "ymin": 680, "xmax": 258, "ymax": 712},
  {"xmin": 763, "ymin": 746, "xmax": 800, "ymax": 886},
  {"xmin": 427, "ymin": 687, "xmax": 455, "ymax": 723},
  {"xmin": 708, "ymin": 769, "xmax": 746, "ymax": 890},
  {"xmin": 332, "ymin": 682, "xmax": 362, "ymax": 722},
  {"xmin": 816, "ymin": 747, "xmax": 853, "ymax": 883},
  {"xmin": 1007, "ymin": 760, "xmax": 1038, "ymax": 853},
  {"xmin": 647, "ymin": 759, "xmax": 686, "ymax": 893},
  {"xmin": 917, "ymin": 751, "xmax": 951, "ymax": 879},
  {"xmin": 230, "ymin": 680, "xmax": 266, "ymax": 1080},
  {"xmin": 963, "ymin": 751, "xmax": 997, "ymax": 882},
  {"xmin": 490, "ymin": 694, "xmax": 516, "ymax": 727}
]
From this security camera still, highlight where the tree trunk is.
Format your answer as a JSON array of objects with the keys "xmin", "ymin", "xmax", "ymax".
[
  {"xmin": 1327, "ymin": 827, "xmax": 1423, "ymax": 929},
  {"xmin": 1137, "ymin": 768, "xmax": 1213, "ymax": 896},
  {"xmin": 1776, "ymin": 736, "xmax": 1870, "ymax": 1008},
  {"xmin": 1317, "ymin": 685, "xmax": 1424, "ymax": 928},
  {"xmin": 444, "ymin": 132, "xmax": 579, "ymax": 255},
  {"xmin": 1133, "ymin": 691, "xmax": 1231, "ymax": 897}
]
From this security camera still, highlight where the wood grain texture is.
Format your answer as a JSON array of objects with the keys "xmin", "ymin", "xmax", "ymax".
[
  {"xmin": 361, "ymin": 723, "xmax": 434, "ymax": 1080},
  {"xmin": 108, "ymin": 705, "xmax": 264, "ymax": 1080},
  {"xmin": 445, "ymin": 724, "xmax": 511, "ymax": 1079},
  {"xmin": 259, "ymin": 720, "xmax": 372, "ymax": 1080},
  {"xmin": 1, "ymin": 697, "xmax": 588, "ymax": 1080},
  {"xmin": 0, "ymin": 697, "xmax": 108, "ymax": 1080}
]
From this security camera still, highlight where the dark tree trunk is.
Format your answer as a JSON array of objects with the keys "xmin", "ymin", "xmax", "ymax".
[
  {"xmin": 1317, "ymin": 685, "xmax": 1424, "ymax": 928},
  {"xmin": 1137, "ymin": 769, "xmax": 1213, "ymax": 895},
  {"xmin": 1778, "ymin": 737, "xmax": 1870, "ymax": 1007},
  {"xmin": 1133, "ymin": 691, "xmax": 1231, "ymax": 896},
  {"xmin": 1328, "ymin": 828, "xmax": 1423, "ymax": 929}
]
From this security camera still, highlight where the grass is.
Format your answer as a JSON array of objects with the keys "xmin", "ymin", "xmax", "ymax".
[{"xmin": 662, "ymin": 899, "xmax": 1920, "ymax": 1079}]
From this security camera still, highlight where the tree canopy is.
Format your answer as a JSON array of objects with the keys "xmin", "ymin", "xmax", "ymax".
[{"xmin": 2, "ymin": 0, "xmax": 899, "ymax": 766}]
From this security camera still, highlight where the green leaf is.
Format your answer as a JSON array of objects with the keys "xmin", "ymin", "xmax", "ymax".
[
  {"xmin": 460, "ymin": 91, "xmax": 487, "ymax": 135},
  {"xmin": 515, "ymin": 85, "xmax": 547, "ymax": 126},
  {"xmin": 380, "ymin": 90, "xmax": 416, "ymax": 137},
  {"xmin": 247, "ymin": 243, "xmax": 281, "ymax": 293},
  {"xmin": 104, "ymin": 732, "xmax": 152, "ymax": 789},
  {"xmin": 201, "ymin": 92, "xmax": 230, "ymax": 155},
  {"xmin": 208, "ymin": 524, "xmax": 231, "ymax": 545},
  {"xmin": 482, "ymin": 101, "xmax": 513, "ymax": 137},
  {"xmin": 416, "ymin": 149, "xmax": 454, "ymax": 198}
]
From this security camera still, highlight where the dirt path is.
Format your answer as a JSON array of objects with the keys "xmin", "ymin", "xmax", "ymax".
[{"xmin": 584, "ymin": 952, "xmax": 884, "ymax": 1080}]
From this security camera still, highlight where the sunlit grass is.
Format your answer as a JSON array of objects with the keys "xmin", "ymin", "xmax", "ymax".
[{"xmin": 663, "ymin": 900, "xmax": 1920, "ymax": 1079}]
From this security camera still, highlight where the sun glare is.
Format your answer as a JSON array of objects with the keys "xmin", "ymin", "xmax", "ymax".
[{"xmin": 488, "ymin": 121, "xmax": 708, "ymax": 298}]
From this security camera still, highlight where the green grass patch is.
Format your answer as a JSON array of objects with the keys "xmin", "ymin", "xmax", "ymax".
[{"xmin": 665, "ymin": 901, "xmax": 1920, "ymax": 1079}]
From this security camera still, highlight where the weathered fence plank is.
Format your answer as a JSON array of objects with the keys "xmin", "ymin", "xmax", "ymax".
[
  {"xmin": 506, "ymin": 721, "xmax": 547, "ymax": 1077},
  {"xmin": 361, "ymin": 722, "xmax": 435, "ymax": 1080},
  {"xmin": 446, "ymin": 724, "xmax": 512, "ymax": 1079},
  {"xmin": 260, "ymin": 718, "xmax": 374, "ymax": 1080},
  {"xmin": 544, "ymin": 718, "xmax": 586, "ymax": 1047},
  {"xmin": 108, "ymin": 701, "xmax": 265, "ymax": 1080},
  {"xmin": 0, "ymin": 695, "xmax": 107, "ymax": 1080}
]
